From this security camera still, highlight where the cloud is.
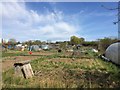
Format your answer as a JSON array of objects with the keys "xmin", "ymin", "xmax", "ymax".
[
  {"xmin": 2, "ymin": 2, "xmax": 116, "ymax": 42},
  {"xmin": 20, "ymin": 21, "xmax": 78, "ymax": 41},
  {"xmin": 2, "ymin": 1, "xmax": 79, "ymax": 42}
]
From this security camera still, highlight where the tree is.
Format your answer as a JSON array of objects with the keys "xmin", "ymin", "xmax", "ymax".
[
  {"xmin": 24, "ymin": 40, "xmax": 42, "ymax": 46},
  {"xmin": 8, "ymin": 38, "xmax": 17, "ymax": 49},
  {"xmin": 82, "ymin": 41, "xmax": 98, "ymax": 49},
  {"xmin": 59, "ymin": 42, "xmax": 68, "ymax": 49},
  {"xmin": 33, "ymin": 40, "xmax": 41, "ymax": 45},
  {"xmin": 9, "ymin": 38, "xmax": 16, "ymax": 44},
  {"xmin": 70, "ymin": 36, "xmax": 84, "ymax": 45},
  {"xmin": 98, "ymin": 37, "xmax": 118, "ymax": 53},
  {"xmin": 24, "ymin": 40, "xmax": 32, "ymax": 46}
]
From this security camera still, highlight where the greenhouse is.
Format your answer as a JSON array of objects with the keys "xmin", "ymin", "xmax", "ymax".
[{"xmin": 105, "ymin": 42, "xmax": 120, "ymax": 65}]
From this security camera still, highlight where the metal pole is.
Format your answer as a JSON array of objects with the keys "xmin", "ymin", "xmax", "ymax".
[
  {"xmin": 118, "ymin": 1, "xmax": 120, "ymax": 40},
  {"xmin": 118, "ymin": 1, "xmax": 120, "ymax": 64}
]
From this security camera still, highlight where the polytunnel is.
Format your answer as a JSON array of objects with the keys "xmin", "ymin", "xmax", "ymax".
[
  {"xmin": 105, "ymin": 42, "xmax": 120, "ymax": 65},
  {"xmin": 28, "ymin": 45, "xmax": 40, "ymax": 51}
]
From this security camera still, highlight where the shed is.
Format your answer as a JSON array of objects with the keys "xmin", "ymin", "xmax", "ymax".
[{"xmin": 105, "ymin": 42, "xmax": 120, "ymax": 65}]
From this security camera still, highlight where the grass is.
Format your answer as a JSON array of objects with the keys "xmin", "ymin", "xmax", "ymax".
[
  {"xmin": 2, "ymin": 51, "xmax": 27, "ymax": 57},
  {"xmin": 2, "ymin": 69, "xmax": 37, "ymax": 88},
  {"xmin": 2, "ymin": 56, "xmax": 120, "ymax": 88},
  {"xmin": 2, "ymin": 49, "xmax": 120, "ymax": 88}
]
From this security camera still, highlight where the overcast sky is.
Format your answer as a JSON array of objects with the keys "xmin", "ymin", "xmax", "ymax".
[{"xmin": 1, "ymin": 1, "xmax": 118, "ymax": 42}]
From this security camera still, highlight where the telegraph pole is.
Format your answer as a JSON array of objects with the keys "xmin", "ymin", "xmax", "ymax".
[
  {"xmin": 102, "ymin": 1, "xmax": 120, "ymax": 40},
  {"xmin": 118, "ymin": 1, "xmax": 120, "ymax": 40}
]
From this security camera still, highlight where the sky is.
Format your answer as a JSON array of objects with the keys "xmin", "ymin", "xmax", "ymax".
[{"xmin": 1, "ymin": 1, "xmax": 118, "ymax": 42}]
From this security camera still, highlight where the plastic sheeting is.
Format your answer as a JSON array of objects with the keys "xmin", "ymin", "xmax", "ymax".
[
  {"xmin": 41, "ymin": 45, "xmax": 49, "ymax": 50},
  {"xmin": 105, "ymin": 42, "xmax": 120, "ymax": 65},
  {"xmin": 29, "ymin": 45, "xmax": 40, "ymax": 51}
]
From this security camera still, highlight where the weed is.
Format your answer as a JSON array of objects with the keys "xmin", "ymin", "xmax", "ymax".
[{"xmin": 2, "ymin": 52, "xmax": 120, "ymax": 88}]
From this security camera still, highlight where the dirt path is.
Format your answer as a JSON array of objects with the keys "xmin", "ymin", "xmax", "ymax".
[
  {"xmin": 2, "ymin": 51, "xmax": 55, "ymax": 72},
  {"xmin": 2, "ymin": 56, "xmax": 40, "ymax": 72}
]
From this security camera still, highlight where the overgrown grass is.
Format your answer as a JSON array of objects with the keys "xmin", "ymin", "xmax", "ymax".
[
  {"xmin": 2, "ymin": 51, "xmax": 27, "ymax": 57},
  {"xmin": 2, "ymin": 56, "xmax": 120, "ymax": 88},
  {"xmin": 2, "ymin": 49, "xmax": 120, "ymax": 88},
  {"xmin": 2, "ymin": 68, "xmax": 40, "ymax": 88}
]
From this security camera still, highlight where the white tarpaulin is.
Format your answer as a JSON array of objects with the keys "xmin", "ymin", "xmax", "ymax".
[{"xmin": 105, "ymin": 42, "xmax": 120, "ymax": 65}]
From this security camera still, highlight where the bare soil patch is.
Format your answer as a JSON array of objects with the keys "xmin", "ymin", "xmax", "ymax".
[
  {"xmin": 2, "ymin": 51, "xmax": 55, "ymax": 72},
  {"xmin": 2, "ymin": 56, "xmax": 39, "ymax": 72}
]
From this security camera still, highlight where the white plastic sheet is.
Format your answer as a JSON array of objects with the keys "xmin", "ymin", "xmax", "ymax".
[
  {"xmin": 105, "ymin": 42, "xmax": 120, "ymax": 65},
  {"xmin": 31, "ymin": 45, "xmax": 40, "ymax": 51}
]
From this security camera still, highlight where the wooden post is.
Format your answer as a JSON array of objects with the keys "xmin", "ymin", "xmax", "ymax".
[
  {"xmin": 14, "ymin": 60, "xmax": 34, "ymax": 79},
  {"xmin": 22, "ymin": 63, "xmax": 34, "ymax": 78},
  {"xmin": 14, "ymin": 65, "xmax": 23, "ymax": 77}
]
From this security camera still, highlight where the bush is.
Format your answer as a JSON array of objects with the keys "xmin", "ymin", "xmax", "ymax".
[{"xmin": 98, "ymin": 37, "xmax": 117, "ymax": 53}]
